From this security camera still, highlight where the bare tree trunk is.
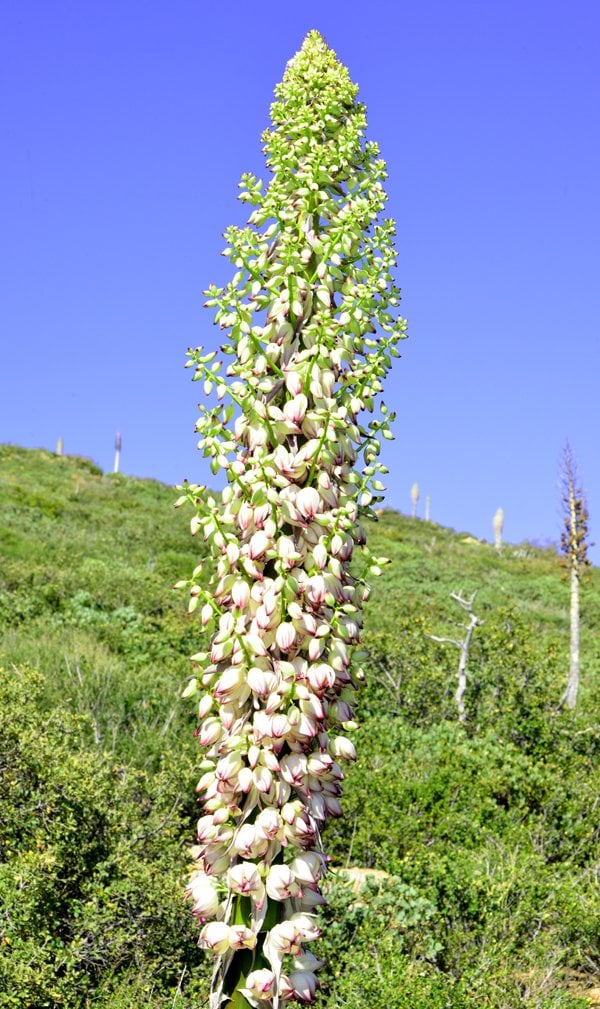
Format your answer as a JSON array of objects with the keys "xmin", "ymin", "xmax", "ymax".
[
  {"xmin": 563, "ymin": 564, "xmax": 580, "ymax": 709},
  {"xmin": 455, "ymin": 609, "xmax": 479, "ymax": 722},
  {"xmin": 428, "ymin": 591, "xmax": 481, "ymax": 723}
]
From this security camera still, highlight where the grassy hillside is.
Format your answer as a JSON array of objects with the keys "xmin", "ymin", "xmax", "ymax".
[{"xmin": 0, "ymin": 445, "xmax": 598, "ymax": 1008}]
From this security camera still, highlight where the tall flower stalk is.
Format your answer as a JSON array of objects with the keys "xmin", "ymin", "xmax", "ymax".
[
  {"xmin": 176, "ymin": 31, "xmax": 405, "ymax": 1008},
  {"xmin": 559, "ymin": 443, "xmax": 590, "ymax": 710}
]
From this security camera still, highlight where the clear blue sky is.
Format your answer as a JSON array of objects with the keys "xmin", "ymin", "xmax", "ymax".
[{"xmin": 2, "ymin": 0, "xmax": 599, "ymax": 561}]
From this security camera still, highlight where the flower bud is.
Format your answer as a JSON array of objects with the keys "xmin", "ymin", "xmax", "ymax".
[
  {"xmin": 330, "ymin": 735, "xmax": 356, "ymax": 761},
  {"xmin": 226, "ymin": 542, "xmax": 240, "ymax": 565},
  {"xmin": 297, "ymin": 884, "xmax": 327, "ymax": 910},
  {"xmin": 237, "ymin": 767, "xmax": 253, "ymax": 792},
  {"xmin": 231, "ymin": 823, "xmax": 266, "ymax": 859},
  {"xmin": 308, "ymin": 792, "xmax": 327, "ymax": 820},
  {"xmin": 294, "ymin": 951, "xmax": 325, "ymax": 972},
  {"xmin": 312, "ymin": 542, "xmax": 328, "ymax": 569},
  {"xmin": 282, "ymin": 365, "xmax": 303, "ymax": 395},
  {"xmin": 255, "ymin": 807, "xmax": 284, "ymax": 841},
  {"xmin": 199, "ymin": 717, "xmax": 222, "ymax": 747},
  {"xmin": 214, "ymin": 666, "xmax": 249, "ymax": 705},
  {"xmin": 266, "ymin": 863, "xmax": 302, "ymax": 901},
  {"xmin": 238, "ymin": 502, "xmax": 253, "ymax": 531},
  {"xmin": 283, "ymin": 393, "xmax": 308, "ymax": 427},
  {"xmin": 289, "ymin": 912, "xmax": 321, "ymax": 942},
  {"xmin": 307, "ymin": 752, "xmax": 334, "ymax": 777},
  {"xmin": 249, "ymin": 529, "xmax": 269, "ymax": 559},
  {"xmin": 290, "ymin": 851, "xmax": 325, "ymax": 884},
  {"xmin": 308, "ymin": 637, "xmax": 324, "ymax": 660},
  {"xmin": 199, "ymin": 921, "xmax": 232, "ymax": 954},
  {"xmin": 275, "ymin": 621, "xmax": 296, "ymax": 651},
  {"xmin": 307, "ymin": 663, "xmax": 335, "ymax": 694},
  {"xmin": 242, "ymin": 969, "xmax": 276, "ymax": 1000},
  {"xmin": 306, "ymin": 575, "xmax": 327, "ymax": 606},
  {"xmin": 247, "ymin": 666, "xmax": 270, "ymax": 697},
  {"xmin": 271, "ymin": 713, "xmax": 291, "ymax": 738},
  {"xmin": 324, "ymin": 794, "xmax": 343, "ymax": 816},
  {"xmin": 197, "ymin": 693, "xmax": 213, "ymax": 719},
  {"xmin": 285, "ymin": 969, "xmax": 319, "ymax": 1002},
  {"xmin": 227, "ymin": 863, "xmax": 266, "ymax": 907},
  {"xmin": 296, "ymin": 486, "xmax": 321, "ymax": 520},
  {"xmin": 186, "ymin": 871, "xmax": 220, "ymax": 920},
  {"xmin": 264, "ymin": 920, "xmax": 302, "ymax": 959},
  {"xmin": 255, "ymin": 765, "xmax": 274, "ymax": 793},
  {"xmin": 229, "ymin": 924, "xmax": 257, "ymax": 950},
  {"xmin": 231, "ymin": 579, "xmax": 250, "ymax": 608}
]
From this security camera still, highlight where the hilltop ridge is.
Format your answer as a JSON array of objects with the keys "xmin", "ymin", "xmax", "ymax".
[{"xmin": 1, "ymin": 443, "xmax": 599, "ymax": 719}]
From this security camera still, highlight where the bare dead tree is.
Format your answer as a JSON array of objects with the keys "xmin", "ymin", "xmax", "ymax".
[
  {"xmin": 428, "ymin": 590, "xmax": 482, "ymax": 722},
  {"xmin": 559, "ymin": 444, "xmax": 590, "ymax": 710}
]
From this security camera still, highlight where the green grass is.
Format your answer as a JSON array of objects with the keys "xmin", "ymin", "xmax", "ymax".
[{"xmin": 0, "ymin": 445, "xmax": 597, "ymax": 1008}]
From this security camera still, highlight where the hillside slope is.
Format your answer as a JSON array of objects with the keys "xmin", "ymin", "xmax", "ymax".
[{"xmin": 0, "ymin": 445, "xmax": 598, "ymax": 1009}]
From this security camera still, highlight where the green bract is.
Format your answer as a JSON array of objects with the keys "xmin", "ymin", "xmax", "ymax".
[{"xmin": 178, "ymin": 31, "xmax": 406, "ymax": 1009}]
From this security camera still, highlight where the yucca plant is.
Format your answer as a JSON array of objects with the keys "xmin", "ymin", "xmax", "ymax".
[
  {"xmin": 492, "ymin": 506, "xmax": 504, "ymax": 551},
  {"xmin": 559, "ymin": 443, "xmax": 590, "ymax": 709},
  {"xmin": 113, "ymin": 430, "xmax": 122, "ymax": 474},
  {"xmin": 176, "ymin": 31, "xmax": 406, "ymax": 1008},
  {"xmin": 410, "ymin": 482, "xmax": 419, "ymax": 519}
]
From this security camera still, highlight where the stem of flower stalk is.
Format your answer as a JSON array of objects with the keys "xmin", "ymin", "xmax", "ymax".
[
  {"xmin": 306, "ymin": 412, "xmax": 333, "ymax": 486},
  {"xmin": 223, "ymin": 950, "xmax": 255, "ymax": 1009},
  {"xmin": 228, "ymin": 989, "xmax": 253, "ymax": 1009},
  {"xmin": 234, "ymin": 632, "xmax": 252, "ymax": 666},
  {"xmin": 222, "ymin": 895, "xmax": 282, "ymax": 1007}
]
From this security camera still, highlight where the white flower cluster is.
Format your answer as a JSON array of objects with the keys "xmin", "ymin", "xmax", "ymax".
[{"xmin": 177, "ymin": 31, "xmax": 405, "ymax": 1009}]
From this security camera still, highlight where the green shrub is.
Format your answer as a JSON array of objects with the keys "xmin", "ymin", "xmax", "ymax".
[{"xmin": 0, "ymin": 665, "xmax": 208, "ymax": 1007}]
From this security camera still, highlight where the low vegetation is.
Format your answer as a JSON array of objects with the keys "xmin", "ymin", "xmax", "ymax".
[{"xmin": 0, "ymin": 444, "xmax": 598, "ymax": 1007}]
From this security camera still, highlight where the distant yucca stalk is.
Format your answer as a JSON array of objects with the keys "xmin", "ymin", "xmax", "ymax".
[
  {"xmin": 492, "ymin": 507, "xmax": 504, "ymax": 551},
  {"xmin": 559, "ymin": 443, "xmax": 590, "ymax": 710},
  {"xmin": 411, "ymin": 482, "xmax": 419, "ymax": 519},
  {"xmin": 113, "ymin": 431, "xmax": 122, "ymax": 474},
  {"xmin": 176, "ymin": 31, "xmax": 405, "ymax": 1008}
]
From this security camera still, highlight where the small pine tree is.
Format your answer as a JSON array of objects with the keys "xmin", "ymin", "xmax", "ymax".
[{"xmin": 559, "ymin": 443, "xmax": 590, "ymax": 709}]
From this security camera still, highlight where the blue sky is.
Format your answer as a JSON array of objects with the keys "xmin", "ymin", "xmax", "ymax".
[{"xmin": 2, "ymin": 0, "xmax": 599, "ymax": 561}]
